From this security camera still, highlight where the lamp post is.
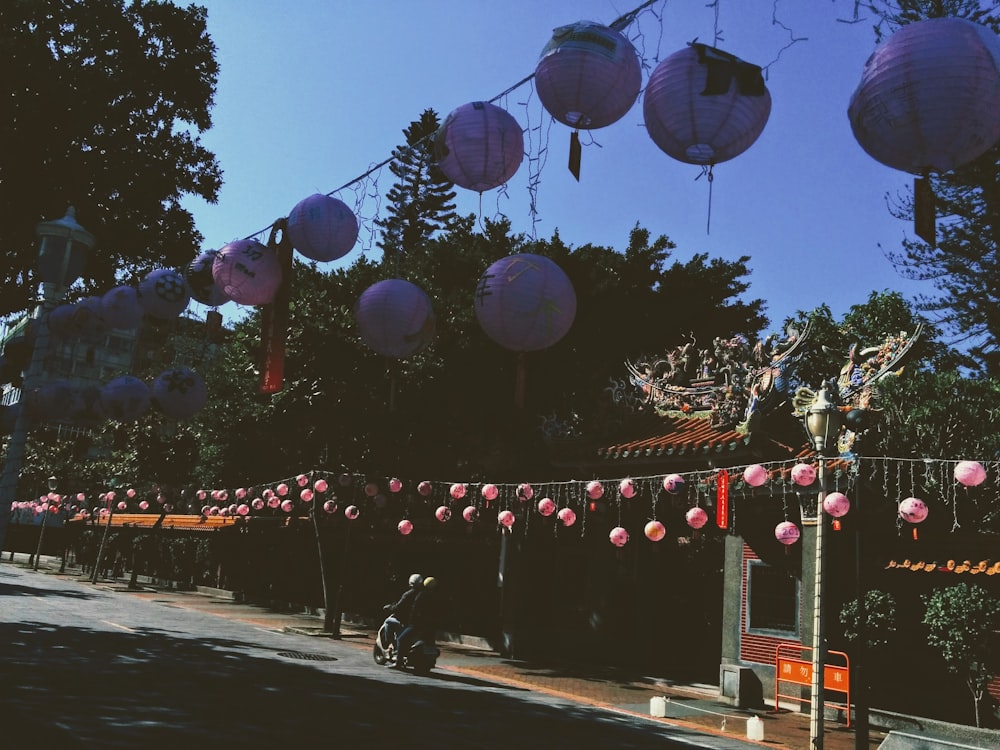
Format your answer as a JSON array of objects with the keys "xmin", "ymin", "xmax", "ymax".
[
  {"xmin": 32, "ymin": 476, "xmax": 58, "ymax": 571},
  {"xmin": 803, "ymin": 385, "xmax": 843, "ymax": 750},
  {"xmin": 0, "ymin": 209, "xmax": 94, "ymax": 558}
]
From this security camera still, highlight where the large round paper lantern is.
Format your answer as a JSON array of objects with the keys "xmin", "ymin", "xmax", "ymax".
[
  {"xmin": 481, "ymin": 484, "xmax": 499, "ymax": 502},
  {"xmin": 791, "ymin": 463, "xmax": 816, "ymax": 487},
  {"xmin": 518, "ymin": 483, "xmax": 534, "ymax": 501},
  {"xmin": 609, "ymin": 526, "xmax": 629, "ymax": 547},
  {"xmin": 644, "ymin": 43, "xmax": 771, "ymax": 165},
  {"xmin": 534, "ymin": 20, "xmax": 641, "ymax": 130},
  {"xmin": 686, "ymin": 506, "xmax": 708, "ymax": 530},
  {"xmin": 823, "ymin": 492, "xmax": 851, "ymax": 519},
  {"xmin": 287, "ymin": 193, "xmax": 359, "ymax": 263},
  {"xmin": 619, "ymin": 478, "xmax": 636, "ymax": 499},
  {"xmin": 151, "ymin": 367, "xmax": 207, "ymax": 420},
  {"xmin": 898, "ymin": 497, "xmax": 929, "ymax": 524},
  {"xmin": 537, "ymin": 497, "xmax": 556, "ymax": 516},
  {"xmin": 99, "ymin": 285, "xmax": 143, "ymax": 330},
  {"xmin": 398, "ymin": 519, "xmax": 413, "ymax": 536},
  {"xmin": 586, "ymin": 480, "xmax": 604, "ymax": 500},
  {"xmin": 847, "ymin": 17, "xmax": 1000, "ymax": 174},
  {"xmin": 434, "ymin": 101, "xmax": 524, "ymax": 192},
  {"xmin": 213, "ymin": 239, "xmax": 283, "ymax": 306},
  {"xmin": 184, "ymin": 249, "xmax": 232, "ymax": 307},
  {"xmin": 26, "ymin": 379, "xmax": 75, "ymax": 421},
  {"xmin": 743, "ymin": 464, "xmax": 768, "ymax": 487},
  {"xmin": 954, "ymin": 460, "xmax": 987, "ymax": 488},
  {"xmin": 345, "ymin": 505, "xmax": 360, "ymax": 520},
  {"xmin": 435, "ymin": 505, "xmax": 452, "ymax": 522},
  {"xmin": 474, "ymin": 254, "xmax": 576, "ymax": 352},
  {"xmin": 417, "ymin": 481, "xmax": 433, "ymax": 497},
  {"xmin": 644, "ymin": 520, "xmax": 666, "ymax": 542},
  {"xmin": 663, "ymin": 473, "xmax": 685, "ymax": 494},
  {"xmin": 355, "ymin": 279, "xmax": 435, "ymax": 358},
  {"xmin": 100, "ymin": 375, "xmax": 150, "ymax": 422},
  {"xmin": 498, "ymin": 509, "xmax": 516, "ymax": 528},
  {"xmin": 449, "ymin": 483, "xmax": 467, "ymax": 500},
  {"xmin": 557, "ymin": 507, "xmax": 577, "ymax": 527},
  {"xmin": 775, "ymin": 521, "xmax": 801, "ymax": 546},
  {"xmin": 462, "ymin": 505, "xmax": 478, "ymax": 522},
  {"xmin": 389, "ymin": 478, "xmax": 402, "ymax": 493},
  {"xmin": 137, "ymin": 268, "xmax": 190, "ymax": 320}
]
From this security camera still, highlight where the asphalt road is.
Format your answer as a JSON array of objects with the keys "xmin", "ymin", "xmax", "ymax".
[{"xmin": 0, "ymin": 565, "xmax": 754, "ymax": 749}]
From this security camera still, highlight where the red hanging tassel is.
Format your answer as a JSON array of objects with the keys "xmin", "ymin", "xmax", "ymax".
[
  {"xmin": 832, "ymin": 519, "xmax": 841, "ymax": 531},
  {"xmin": 912, "ymin": 527, "xmax": 919, "ymax": 540}
]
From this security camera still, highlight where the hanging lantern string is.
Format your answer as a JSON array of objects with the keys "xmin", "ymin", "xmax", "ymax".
[{"xmin": 235, "ymin": 0, "xmax": 665, "ymax": 242}]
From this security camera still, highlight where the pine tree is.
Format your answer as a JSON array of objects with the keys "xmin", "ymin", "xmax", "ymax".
[{"xmin": 377, "ymin": 109, "xmax": 457, "ymax": 265}]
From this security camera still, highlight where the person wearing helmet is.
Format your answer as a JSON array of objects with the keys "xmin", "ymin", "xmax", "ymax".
[
  {"xmin": 383, "ymin": 573, "xmax": 423, "ymax": 665},
  {"xmin": 394, "ymin": 575, "xmax": 438, "ymax": 668}
]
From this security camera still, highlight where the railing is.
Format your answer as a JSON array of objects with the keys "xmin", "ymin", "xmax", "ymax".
[{"xmin": 775, "ymin": 642, "xmax": 851, "ymax": 726}]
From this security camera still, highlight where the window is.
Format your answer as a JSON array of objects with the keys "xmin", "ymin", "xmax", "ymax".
[{"xmin": 747, "ymin": 560, "xmax": 799, "ymax": 634}]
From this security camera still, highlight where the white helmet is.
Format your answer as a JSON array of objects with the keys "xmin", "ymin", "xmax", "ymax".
[{"xmin": 408, "ymin": 573, "xmax": 424, "ymax": 588}]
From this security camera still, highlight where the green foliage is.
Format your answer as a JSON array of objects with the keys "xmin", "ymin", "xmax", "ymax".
[
  {"xmin": 0, "ymin": 0, "xmax": 221, "ymax": 317},
  {"xmin": 839, "ymin": 589, "xmax": 899, "ymax": 649},
  {"xmin": 922, "ymin": 582, "xmax": 1000, "ymax": 726}
]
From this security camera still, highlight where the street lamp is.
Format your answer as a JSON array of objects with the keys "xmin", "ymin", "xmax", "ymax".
[
  {"xmin": 0, "ymin": 208, "xmax": 94, "ymax": 557},
  {"xmin": 32, "ymin": 476, "xmax": 58, "ymax": 570},
  {"xmin": 802, "ymin": 384, "xmax": 843, "ymax": 750}
]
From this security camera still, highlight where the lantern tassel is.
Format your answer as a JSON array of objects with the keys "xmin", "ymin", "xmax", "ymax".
[
  {"xmin": 258, "ymin": 219, "xmax": 294, "ymax": 394},
  {"xmin": 912, "ymin": 527, "xmax": 919, "ymax": 541},
  {"xmin": 914, "ymin": 174, "xmax": 936, "ymax": 246},
  {"xmin": 568, "ymin": 130, "xmax": 582, "ymax": 181}
]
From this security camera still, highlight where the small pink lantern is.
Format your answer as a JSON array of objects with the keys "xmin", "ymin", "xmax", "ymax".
[
  {"xmin": 474, "ymin": 254, "xmax": 577, "ymax": 352},
  {"xmin": 518, "ymin": 483, "xmax": 534, "ymax": 501},
  {"xmin": 237, "ymin": 503, "xmax": 250, "ymax": 516},
  {"xmin": 355, "ymin": 279, "xmax": 436, "ymax": 358},
  {"xmin": 398, "ymin": 519, "xmax": 414, "ymax": 535},
  {"xmin": 435, "ymin": 505, "xmax": 452, "ymax": 522},
  {"xmin": 197, "ymin": 489, "xmax": 207, "ymax": 501},
  {"xmin": 323, "ymin": 499, "xmax": 338, "ymax": 514},
  {"xmin": 823, "ymin": 492, "xmax": 851, "ymax": 518},
  {"xmin": 775, "ymin": 521, "xmax": 801, "ymax": 546},
  {"xmin": 137, "ymin": 268, "xmax": 190, "ymax": 320},
  {"xmin": 498, "ymin": 509, "xmax": 516, "ymax": 528},
  {"xmin": 314, "ymin": 478, "xmax": 329, "ymax": 493},
  {"xmin": 609, "ymin": 526, "xmax": 629, "ymax": 547},
  {"xmin": 276, "ymin": 483, "xmax": 289, "ymax": 496},
  {"xmin": 201, "ymin": 505, "xmax": 211, "ymax": 516},
  {"xmin": 252, "ymin": 498, "xmax": 264, "ymax": 510},
  {"xmin": 450, "ymin": 483, "xmax": 467, "ymax": 500},
  {"xmin": 848, "ymin": 17, "xmax": 1000, "ymax": 174},
  {"xmin": 267, "ymin": 495, "xmax": 280, "ymax": 509},
  {"xmin": 152, "ymin": 366, "xmax": 207, "ymax": 420},
  {"xmin": 417, "ymin": 481, "xmax": 433, "ymax": 497},
  {"xmin": 183, "ymin": 249, "xmax": 231, "ymax": 307},
  {"xmin": 743, "ymin": 464, "xmax": 768, "ymax": 487},
  {"xmin": 286, "ymin": 193, "xmax": 359, "ymax": 263},
  {"xmin": 534, "ymin": 21, "xmax": 641, "ymax": 130},
  {"xmin": 345, "ymin": 505, "xmax": 360, "ymax": 520},
  {"xmin": 481, "ymin": 484, "xmax": 499, "ymax": 501},
  {"xmin": 76, "ymin": 493, "xmax": 85, "ymax": 502},
  {"xmin": 280, "ymin": 499, "xmax": 294, "ymax": 513},
  {"xmin": 619, "ymin": 478, "xmax": 636, "ymax": 499},
  {"xmin": 663, "ymin": 474, "xmax": 685, "ymax": 494},
  {"xmin": 586, "ymin": 480, "xmax": 604, "ymax": 500},
  {"xmin": 126, "ymin": 488, "xmax": 136, "ymax": 498},
  {"xmin": 791, "ymin": 463, "xmax": 816, "ymax": 487},
  {"xmin": 116, "ymin": 501, "xmax": 127, "ymax": 511},
  {"xmin": 218, "ymin": 490, "xmax": 228, "ymax": 502},
  {"xmin": 644, "ymin": 42, "xmax": 771, "ymax": 166},
  {"xmin": 434, "ymin": 101, "xmax": 524, "ymax": 193},
  {"xmin": 899, "ymin": 497, "xmax": 929, "ymax": 524},
  {"xmin": 296, "ymin": 474, "xmax": 308, "ymax": 487},
  {"xmin": 213, "ymin": 239, "xmax": 283, "ymax": 307},
  {"xmin": 462, "ymin": 505, "xmax": 478, "ymax": 522},
  {"xmin": 138, "ymin": 500, "xmax": 149, "ymax": 511},
  {"xmin": 557, "ymin": 507, "xmax": 577, "ymax": 527},
  {"xmin": 644, "ymin": 520, "xmax": 666, "ymax": 542},
  {"xmin": 389, "ymin": 478, "xmax": 403, "ymax": 493},
  {"xmin": 107, "ymin": 491, "xmax": 116, "ymax": 502},
  {"xmin": 686, "ymin": 507, "xmax": 709, "ymax": 530},
  {"xmin": 235, "ymin": 488, "xmax": 247, "ymax": 499},
  {"xmin": 954, "ymin": 460, "xmax": 987, "ymax": 488},
  {"xmin": 537, "ymin": 497, "xmax": 556, "ymax": 517},
  {"xmin": 365, "ymin": 482, "xmax": 379, "ymax": 498},
  {"xmin": 300, "ymin": 488, "xmax": 314, "ymax": 502}
]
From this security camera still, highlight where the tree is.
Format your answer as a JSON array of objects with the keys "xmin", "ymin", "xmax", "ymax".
[
  {"xmin": 376, "ymin": 109, "xmax": 457, "ymax": 264},
  {"xmin": 856, "ymin": 2, "xmax": 1000, "ymax": 376},
  {"xmin": 0, "ymin": 0, "xmax": 221, "ymax": 318},
  {"xmin": 840, "ymin": 589, "xmax": 899, "ymax": 650},
  {"xmin": 922, "ymin": 582, "xmax": 1000, "ymax": 727}
]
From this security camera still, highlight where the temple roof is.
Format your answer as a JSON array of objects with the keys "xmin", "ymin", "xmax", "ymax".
[{"xmin": 596, "ymin": 414, "xmax": 751, "ymax": 461}]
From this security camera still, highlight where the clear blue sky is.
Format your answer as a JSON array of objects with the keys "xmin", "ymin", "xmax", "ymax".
[{"xmin": 181, "ymin": 0, "xmax": 932, "ymax": 333}]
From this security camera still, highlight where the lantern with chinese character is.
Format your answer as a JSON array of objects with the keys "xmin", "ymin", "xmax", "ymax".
[
  {"xmin": 434, "ymin": 102, "xmax": 524, "ymax": 193},
  {"xmin": 287, "ymin": 193, "xmax": 359, "ymax": 263},
  {"xmin": 213, "ymin": 239, "xmax": 283, "ymax": 307}
]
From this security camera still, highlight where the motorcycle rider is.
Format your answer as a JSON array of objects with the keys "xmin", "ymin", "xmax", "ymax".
[
  {"xmin": 394, "ymin": 575, "xmax": 437, "ymax": 669},
  {"xmin": 384, "ymin": 573, "xmax": 423, "ymax": 664}
]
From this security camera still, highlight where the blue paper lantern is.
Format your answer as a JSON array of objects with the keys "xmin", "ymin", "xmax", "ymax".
[
  {"xmin": 354, "ymin": 279, "xmax": 435, "ymax": 358},
  {"xmin": 287, "ymin": 193, "xmax": 359, "ymax": 263},
  {"xmin": 435, "ymin": 102, "xmax": 524, "ymax": 193}
]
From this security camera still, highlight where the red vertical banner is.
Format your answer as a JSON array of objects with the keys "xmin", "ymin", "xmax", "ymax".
[
  {"xmin": 259, "ymin": 221, "xmax": 294, "ymax": 394},
  {"xmin": 716, "ymin": 470, "xmax": 729, "ymax": 529}
]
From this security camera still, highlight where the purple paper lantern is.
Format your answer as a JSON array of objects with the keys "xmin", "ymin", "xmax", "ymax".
[
  {"xmin": 25, "ymin": 379, "xmax": 75, "ymax": 421},
  {"xmin": 644, "ymin": 43, "xmax": 771, "ymax": 165},
  {"xmin": 151, "ymin": 367, "xmax": 207, "ymax": 420},
  {"xmin": 137, "ymin": 268, "xmax": 190, "ymax": 320},
  {"xmin": 355, "ymin": 279, "xmax": 435, "ymax": 358},
  {"xmin": 434, "ymin": 101, "xmax": 524, "ymax": 192},
  {"xmin": 287, "ymin": 193, "xmax": 359, "ymax": 263},
  {"xmin": 100, "ymin": 375, "xmax": 151, "ymax": 422},
  {"xmin": 184, "ymin": 250, "xmax": 232, "ymax": 307},
  {"xmin": 474, "ymin": 254, "xmax": 576, "ymax": 352},
  {"xmin": 100, "ymin": 285, "xmax": 143, "ymax": 330},
  {"xmin": 213, "ymin": 239, "xmax": 283, "ymax": 306},
  {"xmin": 848, "ymin": 17, "xmax": 1000, "ymax": 174},
  {"xmin": 534, "ymin": 20, "xmax": 641, "ymax": 130}
]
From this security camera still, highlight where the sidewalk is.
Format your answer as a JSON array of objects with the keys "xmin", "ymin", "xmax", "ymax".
[{"xmin": 18, "ymin": 556, "xmax": 884, "ymax": 750}]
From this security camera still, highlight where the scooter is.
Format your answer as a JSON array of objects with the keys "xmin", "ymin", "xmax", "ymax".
[{"xmin": 373, "ymin": 607, "xmax": 440, "ymax": 675}]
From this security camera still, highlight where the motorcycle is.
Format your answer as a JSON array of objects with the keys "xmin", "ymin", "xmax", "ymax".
[{"xmin": 373, "ymin": 606, "xmax": 440, "ymax": 675}]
